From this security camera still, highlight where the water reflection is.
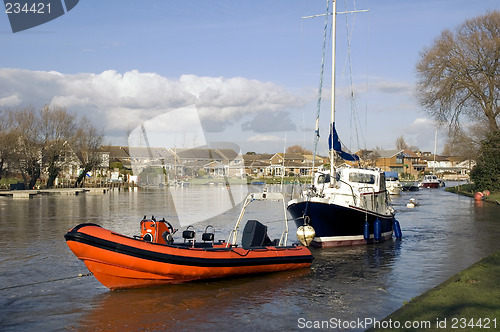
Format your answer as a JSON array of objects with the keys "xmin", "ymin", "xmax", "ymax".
[
  {"xmin": 69, "ymin": 238, "xmax": 402, "ymax": 331},
  {"xmin": 73, "ymin": 270, "xmax": 311, "ymax": 331},
  {"xmin": 1, "ymin": 185, "xmax": 500, "ymax": 331}
]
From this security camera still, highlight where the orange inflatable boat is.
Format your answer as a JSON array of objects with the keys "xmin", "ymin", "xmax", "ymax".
[{"xmin": 65, "ymin": 191, "xmax": 313, "ymax": 290}]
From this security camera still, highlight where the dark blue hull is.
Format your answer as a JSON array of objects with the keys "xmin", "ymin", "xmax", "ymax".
[{"xmin": 288, "ymin": 200, "xmax": 394, "ymax": 247}]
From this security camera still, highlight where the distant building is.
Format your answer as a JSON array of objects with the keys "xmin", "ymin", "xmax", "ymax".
[
  {"xmin": 242, "ymin": 152, "xmax": 323, "ymax": 177},
  {"xmin": 368, "ymin": 149, "xmax": 424, "ymax": 178},
  {"xmin": 103, "ymin": 146, "xmax": 245, "ymax": 181},
  {"xmin": 359, "ymin": 148, "xmax": 473, "ymax": 180}
]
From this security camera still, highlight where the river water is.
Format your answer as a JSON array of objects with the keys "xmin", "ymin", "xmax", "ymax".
[{"xmin": 1, "ymin": 184, "xmax": 499, "ymax": 331}]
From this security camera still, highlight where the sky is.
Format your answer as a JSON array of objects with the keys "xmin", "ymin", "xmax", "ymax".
[{"xmin": 0, "ymin": 0, "xmax": 499, "ymax": 156}]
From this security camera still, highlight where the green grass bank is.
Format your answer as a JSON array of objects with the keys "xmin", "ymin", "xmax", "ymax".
[
  {"xmin": 445, "ymin": 184, "xmax": 500, "ymax": 203},
  {"xmin": 368, "ymin": 250, "xmax": 500, "ymax": 331}
]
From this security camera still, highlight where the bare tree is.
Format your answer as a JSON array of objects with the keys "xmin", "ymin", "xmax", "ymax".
[
  {"xmin": 73, "ymin": 117, "xmax": 104, "ymax": 187},
  {"xmin": 0, "ymin": 109, "xmax": 18, "ymax": 180},
  {"xmin": 11, "ymin": 107, "xmax": 43, "ymax": 189},
  {"xmin": 286, "ymin": 145, "xmax": 312, "ymax": 155},
  {"xmin": 416, "ymin": 11, "xmax": 500, "ymax": 132},
  {"xmin": 4, "ymin": 106, "xmax": 105, "ymax": 188},
  {"xmin": 395, "ymin": 136, "xmax": 410, "ymax": 151},
  {"xmin": 39, "ymin": 105, "xmax": 77, "ymax": 188},
  {"xmin": 442, "ymin": 122, "xmax": 487, "ymax": 161},
  {"xmin": 357, "ymin": 148, "xmax": 380, "ymax": 167}
]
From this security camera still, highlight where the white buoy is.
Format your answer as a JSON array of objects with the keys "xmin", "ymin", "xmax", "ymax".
[
  {"xmin": 407, "ymin": 198, "xmax": 418, "ymax": 208},
  {"xmin": 296, "ymin": 225, "xmax": 315, "ymax": 246}
]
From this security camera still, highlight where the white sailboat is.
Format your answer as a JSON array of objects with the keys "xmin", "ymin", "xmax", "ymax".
[
  {"xmin": 287, "ymin": 0, "xmax": 401, "ymax": 247},
  {"xmin": 418, "ymin": 128, "xmax": 445, "ymax": 188}
]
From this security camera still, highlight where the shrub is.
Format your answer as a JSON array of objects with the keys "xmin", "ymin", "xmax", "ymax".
[{"xmin": 470, "ymin": 131, "xmax": 500, "ymax": 191}]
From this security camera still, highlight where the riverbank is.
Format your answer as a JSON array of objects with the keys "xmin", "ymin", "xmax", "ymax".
[
  {"xmin": 368, "ymin": 250, "xmax": 500, "ymax": 331},
  {"xmin": 0, "ymin": 187, "xmax": 110, "ymax": 198},
  {"xmin": 445, "ymin": 184, "xmax": 500, "ymax": 204}
]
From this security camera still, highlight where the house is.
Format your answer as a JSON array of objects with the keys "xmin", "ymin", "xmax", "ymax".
[
  {"xmin": 420, "ymin": 154, "xmax": 474, "ymax": 180},
  {"xmin": 373, "ymin": 150, "xmax": 404, "ymax": 172},
  {"xmin": 303, "ymin": 154, "xmax": 326, "ymax": 167},
  {"xmin": 242, "ymin": 152, "xmax": 323, "ymax": 177},
  {"xmin": 175, "ymin": 148, "xmax": 244, "ymax": 178},
  {"xmin": 269, "ymin": 153, "xmax": 307, "ymax": 176},
  {"xmin": 104, "ymin": 146, "xmax": 245, "ymax": 179},
  {"xmin": 372, "ymin": 149, "xmax": 423, "ymax": 178},
  {"xmin": 371, "ymin": 149, "xmax": 473, "ymax": 180},
  {"xmin": 104, "ymin": 146, "xmax": 133, "ymax": 169},
  {"xmin": 242, "ymin": 154, "xmax": 273, "ymax": 177}
]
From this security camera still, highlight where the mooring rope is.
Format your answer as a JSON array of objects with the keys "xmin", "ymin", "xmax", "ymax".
[{"xmin": 0, "ymin": 272, "xmax": 93, "ymax": 291}]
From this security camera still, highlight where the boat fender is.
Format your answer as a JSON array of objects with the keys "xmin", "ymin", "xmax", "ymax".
[
  {"xmin": 374, "ymin": 218, "xmax": 381, "ymax": 241},
  {"xmin": 296, "ymin": 224, "xmax": 315, "ymax": 247},
  {"xmin": 393, "ymin": 219, "xmax": 402, "ymax": 239},
  {"xmin": 363, "ymin": 221, "xmax": 370, "ymax": 241}
]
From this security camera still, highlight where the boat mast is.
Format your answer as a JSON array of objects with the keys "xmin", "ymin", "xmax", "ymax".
[
  {"xmin": 433, "ymin": 128, "xmax": 437, "ymax": 173},
  {"xmin": 303, "ymin": 1, "xmax": 367, "ymax": 182},
  {"xmin": 330, "ymin": 0, "xmax": 337, "ymax": 181}
]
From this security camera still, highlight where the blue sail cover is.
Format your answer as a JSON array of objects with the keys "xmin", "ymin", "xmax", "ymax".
[{"xmin": 328, "ymin": 122, "xmax": 360, "ymax": 161}]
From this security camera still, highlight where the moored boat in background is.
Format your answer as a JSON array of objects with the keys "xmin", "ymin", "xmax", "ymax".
[
  {"xmin": 384, "ymin": 171, "xmax": 403, "ymax": 195},
  {"xmin": 288, "ymin": 167, "xmax": 399, "ymax": 247},
  {"xmin": 286, "ymin": 1, "xmax": 401, "ymax": 248},
  {"xmin": 419, "ymin": 174, "xmax": 443, "ymax": 188},
  {"xmin": 402, "ymin": 182, "xmax": 419, "ymax": 191}
]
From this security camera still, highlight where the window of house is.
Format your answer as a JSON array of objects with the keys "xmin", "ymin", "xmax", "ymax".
[{"xmin": 396, "ymin": 154, "xmax": 404, "ymax": 164}]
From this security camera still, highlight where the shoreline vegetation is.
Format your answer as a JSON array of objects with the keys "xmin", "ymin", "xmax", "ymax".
[
  {"xmin": 0, "ymin": 176, "xmax": 309, "ymax": 191},
  {"xmin": 368, "ymin": 250, "xmax": 500, "ymax": 332},
  {"xmin": 445, "ymin": 184, "xmax": 500, "ymax": 204},
  {"xmin": 369, "ymin": 185, "xmax": 500, "ymax": 331}
]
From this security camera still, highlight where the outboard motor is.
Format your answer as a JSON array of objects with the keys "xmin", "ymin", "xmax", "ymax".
[{"xmin": 140, "ymin": 216, "xmax": 176, "ymax": 245}]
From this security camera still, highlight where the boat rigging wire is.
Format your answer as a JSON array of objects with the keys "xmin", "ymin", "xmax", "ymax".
[
  {"xmin": 309, "ymin": 0, "xmax": 330, "ymax": 184},
  {"xmin": 0, "ymin": 272, "xmax": 93, "ymax": 291},
  {"xmin": 341, "ymin": 0, "xmax": 366, "ymax": 157}
]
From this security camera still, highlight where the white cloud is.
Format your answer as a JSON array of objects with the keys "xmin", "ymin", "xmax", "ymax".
[
  {"xmin": 0, "ymin": 94, "xmax": 21, "ymax": 107},
  {"xmin": 241, "ymin": 110, "xmax": 296, "ymax": 132},
  {"xmin": 401, "ymin": 117, "xmax": 444, "ymax": 152},
  {"xmin": 408, "ymin": 117, "xmax": 435, "ymax": 128},
  {"xmin": 0, "ymin": 68, "xmax": 304, "ymax": 140},
  {"xmin": 128, "ymin": 105, "xmax": 207, "ymax": 149},
  {"xmin": 246, "ymin": 134, "xmax": 284, "ymax": 142},
  {"xmin": 369, "ymin": 80, "xmax": 414, "ymax": 95}
]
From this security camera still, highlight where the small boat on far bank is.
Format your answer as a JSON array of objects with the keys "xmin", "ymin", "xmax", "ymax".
[
  {"xmin": 64, "ymin": 190, "xmax": 313, "ymax": 290},
  {"xmin": 402, "ymin": 182, "xmax": 419, "ymax": 192},
  {"xmin": 419, "ymin": 175, "xmax": 445, "ymax": 188}
]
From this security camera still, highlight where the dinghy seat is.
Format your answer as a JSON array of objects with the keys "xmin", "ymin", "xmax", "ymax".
[
  {"xmin": 242, "ymin": 220, "xmax": 273, "ymax": 248},
  {"xmin": 202, "ymin": 225, "xmax": 215, "ymax": 244},
  {"xmin": 182, "ymin": 226, "xmax": 196, "ymax": 247}
]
